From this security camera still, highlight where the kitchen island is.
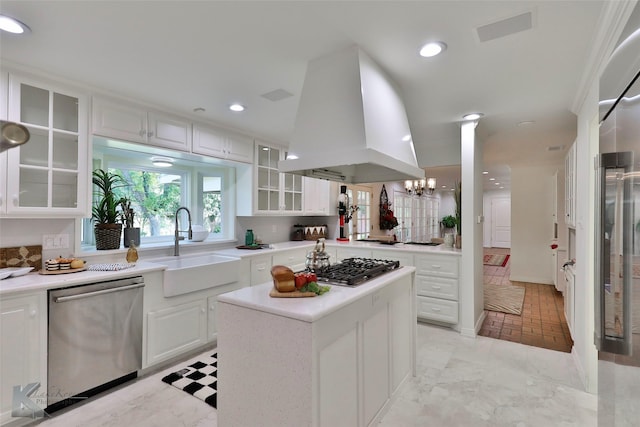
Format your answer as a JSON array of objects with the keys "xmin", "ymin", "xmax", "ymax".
[{"xmin": 216, "ymin": 266, "xmax": 416, "ymax": 427}]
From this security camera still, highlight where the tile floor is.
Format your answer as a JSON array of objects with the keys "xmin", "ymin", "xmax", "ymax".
[
  {"xmin": 30, "ymin": 323, "xmax": 596, "ymax": 427},
  {"xmin": 479, "ymin": 247, "xmax": 574, "ymax": 353}
]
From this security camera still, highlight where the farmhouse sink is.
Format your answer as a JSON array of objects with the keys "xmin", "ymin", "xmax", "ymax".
[{"xmin": 152, "ymin": 253, "xmax": 241, "ymax": 297}]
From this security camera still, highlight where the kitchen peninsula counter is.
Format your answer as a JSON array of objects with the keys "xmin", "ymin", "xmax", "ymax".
[{"xmin": 217, "ymin": 266, "xmax": 416, "ymax": 427}]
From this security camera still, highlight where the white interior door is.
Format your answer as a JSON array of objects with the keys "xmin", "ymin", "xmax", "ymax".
[{"xmin": 491, "ymin": 197, "xmax": 511, "ymax": 248}]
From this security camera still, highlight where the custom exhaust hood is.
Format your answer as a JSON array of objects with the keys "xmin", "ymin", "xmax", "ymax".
[{"xmin": 278, "ymin": 46, "xmax": 425, "ymax": 184}]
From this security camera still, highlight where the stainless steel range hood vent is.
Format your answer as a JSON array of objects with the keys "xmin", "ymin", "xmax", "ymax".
[{"xmin": 279, "ymin": 46, "xmax": 424, "ymax": 184}]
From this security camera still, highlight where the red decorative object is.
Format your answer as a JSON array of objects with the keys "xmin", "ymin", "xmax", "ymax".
[{"xmin": 379, "ymin": 185, "xmax": 399, "ymax": 230}]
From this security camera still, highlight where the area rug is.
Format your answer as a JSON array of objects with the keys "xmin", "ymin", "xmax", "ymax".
[
  {"xmin": 484, "ymin": 254, "xmax": 510, "ymax": 267},
  {"xmin": 162, "ymin": 353, "xmax": 217, "ymax": 408},
  {"xmin": 484, "ymin": 282, "xmax": 525, "ymax": 315}
]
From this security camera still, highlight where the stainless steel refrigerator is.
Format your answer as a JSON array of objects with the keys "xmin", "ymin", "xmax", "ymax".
[{"xmin": 596, "ymin": 5, "xmax": 640, "ymax": 425}]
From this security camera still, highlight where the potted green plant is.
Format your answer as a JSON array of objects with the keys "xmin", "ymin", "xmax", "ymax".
[
  {"xmin": 121, "ymin": 198, "xmax": 140, "ymax": 248},
  {"xmin": 92, "ymin": 169, "xmax": 126, "ymax": 250},
  {"xmin": 441, "ymin": 215, "xmax": 456, "ymax": 230}
]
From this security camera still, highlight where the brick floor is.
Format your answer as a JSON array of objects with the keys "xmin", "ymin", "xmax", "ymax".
[{"xmin": 478, "ymin": 248, "xmax": 574, "ymax": 353}]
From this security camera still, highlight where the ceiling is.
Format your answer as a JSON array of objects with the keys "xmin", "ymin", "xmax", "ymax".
[{"xmin": 0, "ymin": 1, "xmax": 606, "ymax": 191}]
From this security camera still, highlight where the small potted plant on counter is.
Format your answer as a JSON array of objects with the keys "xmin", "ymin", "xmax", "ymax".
[
  {"xmin": 92, "ymin": 168, "xmax": 127, "ymax": 250},
  {"xmin": 121, "ymin": 198, "xmax": 140, "ymax": 248}
]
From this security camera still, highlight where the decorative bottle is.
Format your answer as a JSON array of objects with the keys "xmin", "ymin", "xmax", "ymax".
[
  {"xmin": 245, "ymin": 229, "xmax": 254, "ymax": 246},
  {"xmin": 126, "ymin": 240, "xmax": 139, "ymax": 263}
]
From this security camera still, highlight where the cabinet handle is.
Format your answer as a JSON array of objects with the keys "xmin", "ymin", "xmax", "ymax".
[
  {"xmin": 431, "ymin": 264, "xmax": 441, "ymax": 269},
  {"xmin": 201, "ymin": 308, "xmax": 206, "ymax": 314},
  {"xmin": 431, "ymin": 285, "xmax": 442, "ymax": 290},
  {"xmin": 29, "ymin": 309, "xmax": 37, "ymax": 318},
  {"xmin": 431, "ymin": 307, "xmax": 441, "ymax": 312},
  {"xmin": 210, "ymin": 305, "xmax": 215, "ymax": 311},
  {"xmin": 147, "ymin": 131, "xmax": 154, "ymax": 137}
]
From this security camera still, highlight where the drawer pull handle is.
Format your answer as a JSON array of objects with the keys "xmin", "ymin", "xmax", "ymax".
[
  {"xmin": 431, "ymin": 307, "xmax": 441, "ymax": 312},
  {"xmin": 431, "ymin": 265, "xmax": 441, "ymax": 269},
  {"xmin": 431, "ymin": 285, "xmax": 442, "ymax": 290}
]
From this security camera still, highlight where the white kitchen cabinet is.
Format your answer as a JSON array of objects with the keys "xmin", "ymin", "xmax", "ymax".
[
  {"xmin": 565, "ymin": 142, "xmax": 576, "ymax": 228},
  {"xmin": 3, "ymin": 74, "xmax": 89, "ymax": 217},
  {"xmin": 207, "ymin": 296, "xmax": 218, "ymax": 342},
  {"xmin": 0, "ymin": 292, "xmax": 47, "ymax": 424},
  {"xmin": 192, "ymin": 123, "xmax": 253, "ymax": 163},
  {"xmin": 146, "ymin": 299, "xmax": 208, "ymax": 366},
  {"xmin": 564, "ymin": 267, "xmax": 575, "ymax": 338},
  {"xmin": 272, "ymin": 247, "xmax": 307, "ymax": 272},
  {"xmin": 250, "ymin": 254, "xmax": 273, "ymax": 286},
  {"xmin": 92, "ymin": 97, "xmax": 191, "ymax": 152},
  {"xmin": 303, "ymin": 177, "xmax": 338, "ymax": 216},
  {"xmin": 414, "ymin": 253, "xmax": 460, "ymax": 324},
  {"xmin": 363, "ymin": 307, "xmax": 390, "ymax": 424},
  {"xmin": 371, "ymin": 249, "xmax": 413, "ymax": 267},
  {"xmin": 255, "ymin": 141, "xmax": 303, "ymax": 214}
]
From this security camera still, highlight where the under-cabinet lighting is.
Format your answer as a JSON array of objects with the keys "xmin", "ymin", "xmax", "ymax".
[
  {"xmin": 151, "ymin": 156, "xmax": 174, "ymax": 167},
  {"xmin": 310, "ymin": 168, "xmax": 346, "ymax": 181}
]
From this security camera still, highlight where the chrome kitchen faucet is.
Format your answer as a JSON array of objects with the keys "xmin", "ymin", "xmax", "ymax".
[{"xmin": 174, "ymin": 207, "xmax": 192, "ymax": 256}]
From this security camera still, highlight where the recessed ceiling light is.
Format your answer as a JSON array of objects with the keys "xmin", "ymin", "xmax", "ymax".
[
  {"xmin": 229, "ymin": 103, "xmax": 245, "ymax": 112},
  {"xmin": 402, "ymin": 134, "xmax": 412, "ymax": 142},
  {"xmin": 441, "ymin": 185, "xmax": 447, "ymax": 188},
  {"xmin": 151, "ymin": 156, "xmax": 173, "ymax": 167},
  {"xmin": 419, "ymin": 41, "xmax": 447, "ymax": 58},
  {"xmin": 262, "ymin": 147, "xmax": 269, "ymax": 151},
  {"xmin": 463, "ymin": 113, "xmax": 484, "ymax": 121},
  {"xmin": 482, "ymin": 171, "xmax": 489, "ymax": 175},
  {"xmin": 489, "ymin": 177, "xmax": 495, "ymax": 181},
  {"xmin": 495, "ymin": 182, "xmax": 500, "ymax": 185},
  {"xmin": 500, "ymin": 186, "xmax": 504, "ymax": 189},
  {"xmin": 0, "ymin": 15, "xmax": 30, "ymax": 34}
]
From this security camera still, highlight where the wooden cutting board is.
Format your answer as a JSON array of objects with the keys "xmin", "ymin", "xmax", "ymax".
[
  {"xmin": 269, "ymin": 287, "xmax": 317, "ymax": 298},
  {"xmin": 39, "ymin": 266, "xmax": 87, "ymax": 275}
]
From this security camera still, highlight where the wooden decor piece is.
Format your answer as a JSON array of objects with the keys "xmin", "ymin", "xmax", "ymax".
[{"xmin": 0, "ymin": 245, "xmax": 43, "ymax": 271}]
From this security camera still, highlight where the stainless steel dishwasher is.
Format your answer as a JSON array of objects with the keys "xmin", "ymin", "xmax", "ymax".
[{"xmin": 47, "ymin": 276, "xmax": 144, "ymax": 411}]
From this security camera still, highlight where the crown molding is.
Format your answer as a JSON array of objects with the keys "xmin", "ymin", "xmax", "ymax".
[{"xmin": 571, "ymin": 0, "xmax": 638, "ymax": 114}]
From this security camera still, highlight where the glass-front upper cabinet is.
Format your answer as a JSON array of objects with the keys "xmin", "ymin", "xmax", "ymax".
[
  {"xmin": 255, "ymin": 142, "xmax": 302, "ymax": 214},
  {"xmin": 5, "ymin": 74, "xmax": 88, "ymax": 216}
]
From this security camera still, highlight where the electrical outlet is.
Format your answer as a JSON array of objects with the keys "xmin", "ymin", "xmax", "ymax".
[{"xmin": 42, "ymin": 234, "xmax": 70, "ymax": 250}]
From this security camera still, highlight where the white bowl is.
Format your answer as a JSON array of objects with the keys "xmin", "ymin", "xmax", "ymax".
[{"xmin": 190, "ymin": 225, "xmax": 210, "ymax": 242}]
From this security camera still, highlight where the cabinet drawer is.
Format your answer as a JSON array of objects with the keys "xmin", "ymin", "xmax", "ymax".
[
  {"xmin": 414, "ymin": 254, "xmax": 459, "ymax": 278},
  {"xmin": 272, "ymin": 249, "xmax": 306, "ymax": 272},
  {"xmin": 416, "ymin": 276, "xmax": 458, "ymax": 301},
  {"xmin": 250, "ymin": 255, "xmax": 273, "ymax": 286},
  {"xmin": 417, "ymin": 296, "xmax": 458, "ymax": 324}
]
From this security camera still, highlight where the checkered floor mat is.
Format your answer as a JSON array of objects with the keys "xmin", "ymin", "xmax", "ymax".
[{"xmin": 161, "ymin": 353, "xmax": 217, "ymax": 408}]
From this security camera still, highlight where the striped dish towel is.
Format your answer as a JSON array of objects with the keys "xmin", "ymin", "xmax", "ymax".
[{"xmin": 87, "ymin": 263, "xmax": 135, "ymax": 271}]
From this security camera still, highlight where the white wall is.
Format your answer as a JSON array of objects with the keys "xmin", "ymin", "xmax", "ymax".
[
  {"xmin": 482, "ymin": 189, "xmax": 511, "ymax": 248},
  {"xmin": 510, "ymin": 165, "xmax": 558, "ymax": 284}
]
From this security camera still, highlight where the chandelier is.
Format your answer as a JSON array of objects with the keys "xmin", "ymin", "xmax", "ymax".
[{"xmin": 405, "ymin": 178, "xmax": 436, "ymax": 196}]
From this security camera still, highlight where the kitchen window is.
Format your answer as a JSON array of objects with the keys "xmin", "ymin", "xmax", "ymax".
[{"xmin": 81, "ymin": 138, "xmax": 236, "ymax": 249}]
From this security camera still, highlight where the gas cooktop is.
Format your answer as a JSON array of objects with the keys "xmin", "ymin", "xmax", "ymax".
[{"xmin": 315, "ymin": 258, "xmax": 400, "ymax": 287}]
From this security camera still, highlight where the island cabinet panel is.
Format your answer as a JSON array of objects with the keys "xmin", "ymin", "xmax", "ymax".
[
  {"xmin": 217, "ymin": 267, "xmax": 416, "ymax": 427},
  {"xmin": 363, "ymin": 307, "xmax": 390, "ymax": 425},
  {"xmin": 318, "ymin": 327, "xmax": 358, "ymax": 427}
]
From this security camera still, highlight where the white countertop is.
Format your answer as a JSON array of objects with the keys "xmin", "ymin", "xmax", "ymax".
[
  {"xmin": 215, "ymin": 239, "xmax": 461, "ymax": 258},
  {"xmin": 217, "ymin": 265, "xmax": 416, "ymax": 323},
  {"xmin": 0, "ymin": 261, "xmax": 165, "ymax": 296},
  {"xmin": 0, "ymin": 239, "xmax": 456, "ymax": 297}
]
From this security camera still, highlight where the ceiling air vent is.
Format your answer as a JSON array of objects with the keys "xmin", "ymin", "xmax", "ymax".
[
  {"xmin": 547, "ymin": 145, "xmax": 565, "ymax": 152},
  {"xmin": 261, "ymin": 89, "xmax": 294, "ymax": 102},
  {"xmin": 476, "ymin": 11, "xmax": 533, "ymax": 42}
]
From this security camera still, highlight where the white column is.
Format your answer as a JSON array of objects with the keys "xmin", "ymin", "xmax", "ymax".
[{"xmin": 459, "ymin": 121, "xmax": 485, "ymax": 337}]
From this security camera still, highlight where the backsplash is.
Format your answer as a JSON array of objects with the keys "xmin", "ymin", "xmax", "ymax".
[
  {"xmin": 0, "ymin": 218, "xmax": 76, "ymax": 263},
  {"xmin": 236, "ymin": 216, "xmax": 338, "ymax": 244}
]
